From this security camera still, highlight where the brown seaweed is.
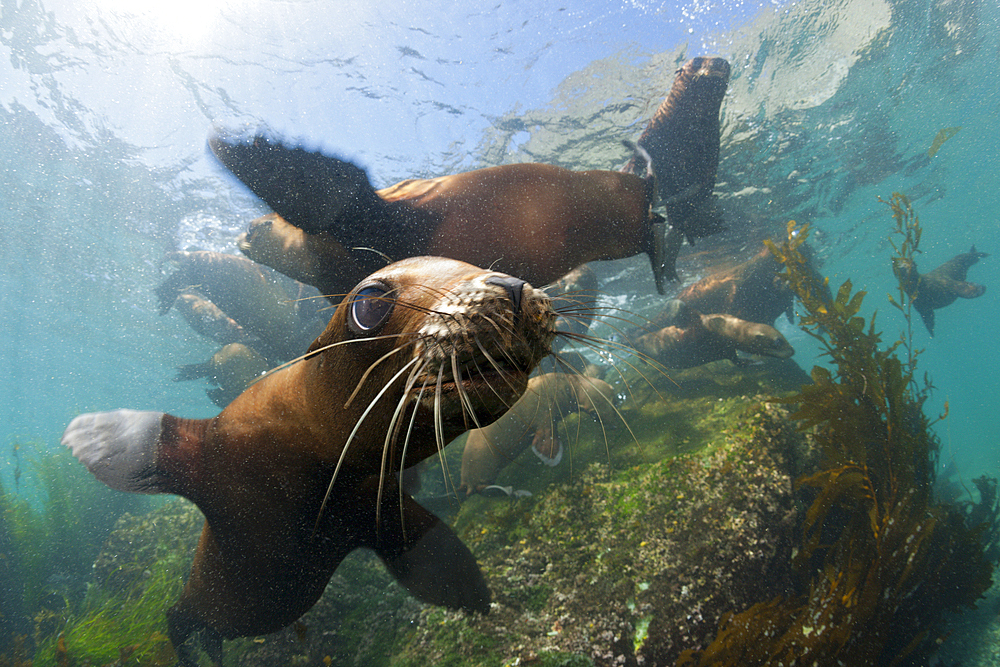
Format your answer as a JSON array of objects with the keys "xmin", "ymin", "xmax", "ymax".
[{"xmin": 677, "ymin": 209, "xmax": 997, "ymax": 666}]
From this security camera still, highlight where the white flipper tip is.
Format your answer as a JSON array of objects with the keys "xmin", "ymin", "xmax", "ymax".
[{"xmin": 62, "ymin": 409, "xmax": 166, "ymax": 494}]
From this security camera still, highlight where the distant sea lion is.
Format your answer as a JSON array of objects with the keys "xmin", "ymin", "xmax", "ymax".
[
  {"xmin": 174, "ymin": 342, "xmax": 270, "ymax": 408},
  {"xmin": 629, "ymin": 300, "xmax": 793, "ymax": 368},
  {"xmin": 672, "ymin": 245, "xmax": 830, "ymax": 326},
  {"xmin": 459, "ymin": 373, "xmax": 615, "ymax": 496},
  {"xmin": 63, "ymin": 257, "xmax": 557, "ymax": 665},
  {"xmin": 237, "ymin": 212, "xmax": 364, "ymax": 301},
  {"xmin": 171, "ymin": 291, "xmax": 254, "ymax": 346},
  {"xmin": 155, "ymin": 251, "xmax": 308, "ymax": 361},
  {"xmin": 209, "ymin": 134, "xmax": 669, "ymax": 293},
  {"xmin": 622, "ymin": 56, "xmax": 731, "ymax": 281},
  {"xmin": 893, "ymin": 245, "xmax": 988, "ymax": 336}
]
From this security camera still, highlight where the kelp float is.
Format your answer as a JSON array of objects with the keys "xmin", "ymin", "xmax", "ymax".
[{"xmin": 679, "ymin": 199, "xmax": 999, "ymax": 666}]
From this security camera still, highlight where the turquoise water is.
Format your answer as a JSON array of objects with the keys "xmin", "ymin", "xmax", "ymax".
[{"xmin": 2, "ymin": 0, "xmax": 999, "ymax": 656}]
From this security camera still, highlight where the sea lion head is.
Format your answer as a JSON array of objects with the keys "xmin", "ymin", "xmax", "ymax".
[
  {"xmin": 677, "ymin": 56, "xmax": 731, "ymax": 102},
  {"xmin": 701, "ymin": 313, "xmax": 795, "ymax": 359},
  {"xmin": 305, "ymin": 256, "xmax": 557, "ymax": 467}
]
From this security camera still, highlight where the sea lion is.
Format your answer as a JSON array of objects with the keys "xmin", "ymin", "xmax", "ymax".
[
  {"xmin": 672, "ymin": 245, "xmax": 830, "ymax": 326},
  {"xmin": 62, "ymin": 256, "xmax": 557, "ymax": 666},
  {"xmin": 171, "ymin": 291, "xmax": 255, "ymax": 347},
  {"xmin": 174, "ymin": 342, "xmax": 271, "ymax": 408},
  {"xmin": 622, "ymin": 56, "xmax": 731, "ymax": 281},
  {"xmin": 237, "ymin": 212, "xmax": 365, "ymax": 301},
  {"xmin": 893, "ymin": 245, "xmax": 988, "ymax": 336},
  {"xmin": 209, "ymin": 134, "xmax": 669, "ymax": 292},
  {"xmin": 459, "ymin": 372, "xmax": 615, "ymax": 496},
  {"xmin": 156, "ymin": 250, "xmax": 310, "ymax": 362},
  {"xmin": 628, "ymin": 300, "xmax": 793, "ymax": 368}
]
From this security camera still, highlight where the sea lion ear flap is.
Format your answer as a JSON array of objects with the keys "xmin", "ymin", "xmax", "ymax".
[{"xmin": 378, "ymin": 494, "xmax": 492, "ymax": 614}]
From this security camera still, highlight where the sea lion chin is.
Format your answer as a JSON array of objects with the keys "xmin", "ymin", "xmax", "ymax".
[{"xmin": 62, "ymin": 256, "xmax": 557, "ymax": 666}]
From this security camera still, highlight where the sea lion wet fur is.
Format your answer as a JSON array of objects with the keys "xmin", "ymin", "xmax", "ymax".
[{"xmin": 64, "ymin": 256, "xmax": 557, "ymax": 666}]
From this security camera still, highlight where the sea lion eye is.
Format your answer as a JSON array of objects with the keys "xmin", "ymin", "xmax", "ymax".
[{"xmin": 350, "ymin": 285, "xmax": 394, "ymax": 333}]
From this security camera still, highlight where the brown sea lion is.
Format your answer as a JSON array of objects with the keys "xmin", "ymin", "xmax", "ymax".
[
  {"xmin": 174, "ymin": 343, "xmax": 271, "ymax": 408},
  {"xmin": 622, "ymin": 56, "xmax": 731, "ymax": 281},
  {"xmin": 673, "ymin": 245, "xmax": 830, "ymax": 326},
  {"xmin": 62, "ymin": 257, "xmax": 557, "ymax": 666},
  {"xmin": 893, "ymin": 245, "xmax": 988, "ymax": 336},
  {"xmin": 155, "ymin": 250, "xmax": 309, "ymax": 361},
  {"xmin": 237, "ymin": 212, "xmax": 364, "ymax": 300},
  {"xmin": 629, "ymin": 299, "xmax": 793, "ymax": 368},
  {"xmin": 171, "ymin": 291, "xmax": 254, "ymax": 346},
  {"xmin": 459, "ymin": 372, "xmax": 615, "ymax": 496},
  {"xmin": 209, "ymin": 134, "xmax": 669, "ymax": 292}
]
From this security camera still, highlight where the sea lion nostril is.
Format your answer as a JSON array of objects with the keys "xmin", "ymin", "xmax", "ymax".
[{"xmin": 485, "ymin": 275, "xmax": 526, "ymax": 314}]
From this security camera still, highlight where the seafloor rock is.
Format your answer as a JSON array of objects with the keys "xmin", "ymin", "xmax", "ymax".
[{"xmin": 392, "ymin": 402, "xmax": 814, "ymax": 667}]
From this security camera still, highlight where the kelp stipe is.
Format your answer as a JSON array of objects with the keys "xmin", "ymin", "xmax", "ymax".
[{"xmin": 677, "ymin": 216, "xmax": 998, "ymax": 666}]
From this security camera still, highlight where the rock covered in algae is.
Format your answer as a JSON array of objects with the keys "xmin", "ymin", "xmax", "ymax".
[{"xmin": 389, "ymin": 402, "xmax": 814, "ymax": 667}]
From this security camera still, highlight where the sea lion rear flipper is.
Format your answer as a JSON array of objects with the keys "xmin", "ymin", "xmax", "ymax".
[
  {"xmin": 208, "ymin": 133, "xmax": 386, "ymax": 239},
  {"xmin": 174, "ymin": 362, "xmax": 210, "ymax": 382},
  {"xmin": 917, "ymin": 304, "xmax": 936, "ymax": 337},
  {"xmin": 371, "ymin": 489, "xmax": 491, "ymax": 614}
]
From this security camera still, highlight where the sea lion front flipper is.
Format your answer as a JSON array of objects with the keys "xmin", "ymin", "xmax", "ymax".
[
  {"xmin": 62, "ymin": 410, "xmax": 168, "ymax": 494},
  {"xmin": 367, "ymin": 483, "xmax": 490, "ymax": 614},
  {"xmin": 208, "ymin": 133, "xmax": 387, "ymax": 239}
]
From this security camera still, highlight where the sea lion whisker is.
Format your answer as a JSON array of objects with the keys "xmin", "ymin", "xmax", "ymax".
[
  {"xmin": 451, "ymin": 352, "xmax": 493, "ymax": 436},
  {"xmin": 345, "ymin": 344, "xmax": 410, "ymax": 409},
  {"xmin": 473, "ymin": 339, "xmax": 525, "ymax": 405},
  {"xmin": 567, "ymin": 368, "xmax": 642, "ymax": 466},
  {"xmin": 314, "ymin": 356, "xmax": 422, "ymax": 536},
  {"xmin": 256, "ymin": 332, "xmax": 413, "ymax": 387},
  {"xmin": 350, "ymin": 246, "xmax": 394, "ymax": 265},
  {"xmin": 433, "ymin": 365, "xmax": 449, "ymax": 477},
  {"xmin": 558, "ymin": 332, "xmax": 677, "ymax": 400},
  {"xmin": 377, "ymin": 360, "xmax": 426, "ymax": 534},
  {"xmin": 398, "ymin": 378, "xmax": 432, "ymax": 537}
]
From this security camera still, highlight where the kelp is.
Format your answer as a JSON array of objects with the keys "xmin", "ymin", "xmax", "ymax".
[{"xmin": 678, "ymin": 202, "xmax": 998, "ymax": 666}]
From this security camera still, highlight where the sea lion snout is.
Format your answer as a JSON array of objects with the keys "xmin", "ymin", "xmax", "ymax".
[{"xmin": 485, "ymin": 274, "xmax": 527, "ymax": 314}]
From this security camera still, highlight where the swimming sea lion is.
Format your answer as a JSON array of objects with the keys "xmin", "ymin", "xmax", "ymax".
[
  {"xmin": 237, "ymin": 212, "xmax": 364, "ymax": 301},
  {"xmin": 459, "ymin": 372, "xmax": 615, "ymax": 496},
  {"xmin": 209, "ymin": 134, "xmax": 669, "ymax": 292},
  {"xmin": 171, "ymin": 291, "xmax": 254, "ymax": 346},
  {"xmin": 622, "ymin": 56, "xmax": 731, "ymax": 281},
  {"xmin": 174, "ymin": 342, "xmax": 271, "ymax": 408},
  {"xmin": 672, "ymin": 244, "xmax": 830, "ymax": 326},
  {"xmin": 893, "ymin": 245, "xmax": 988, "ymax": 336},
  {"xmin": 156, "ymin": 250, "xmax": 309, "ymax": 362},
  {"xmin": 628, "ymin": 300, "xmax": 793, "ymax": 368},
  {"xmin": 63, "ymin": 256, "xmax": 557, "ymax": 665}
]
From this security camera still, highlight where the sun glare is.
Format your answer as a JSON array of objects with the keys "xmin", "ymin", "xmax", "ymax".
[{"xmin": 93, "ymin": 0, "xmax": 232, "ymax": 45}]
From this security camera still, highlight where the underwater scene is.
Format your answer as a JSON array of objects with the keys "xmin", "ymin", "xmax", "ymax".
[{"xmin": 2, "ymin": 0, "xmax": 1000, "ymax": 664}]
